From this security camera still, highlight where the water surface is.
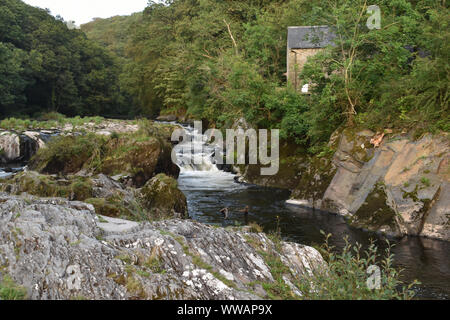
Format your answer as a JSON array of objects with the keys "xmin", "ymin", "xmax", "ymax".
[{"xmin": 174, "ymin": 123, "xmax": 450, "ymax": 300}]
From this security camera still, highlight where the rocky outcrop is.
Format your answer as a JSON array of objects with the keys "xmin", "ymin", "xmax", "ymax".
[
  {"xmin": 139, "ymin": 174, "xmax": 188, "ymax": 219},
  {"xmin": 0, "ymin": 132, "xmax": 40, "ymax": 164},
  {"xmin": 0, "ymin": 171, "xmax": 188, "ymax": 222},
  {"xmin": 288, "ymin": 129, "xmax": 449, "ymax": 241},
  {"xmin": 98, "ymin": 135, "xmax": 180, "ymax": 187},
  {"xmin": 156, "ymin": 115, "xmax": 177, "ymax": 122},
  {"xmin": 0, "ymin": 120, "xmax": 155, "ymax": 166},
  {"xmin": 0, "ymin": 194, "xmax": 325, "ymax": 300},
  {"xmin": 27, "ymin": 122, "xmax": 180, "ymax": 187}
]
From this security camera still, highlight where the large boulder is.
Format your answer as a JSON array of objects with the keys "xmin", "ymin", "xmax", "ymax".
[
  {"xmin": 99, "ymin": 136, "xmax": 165, "ymax": 187},
  {"xmin": 28, "ymin": 133, "xmax": 105, "ymax": 175},
  {"xmin": 139, "ymin": 174, "xmax": 188, "ymax": 219},
  {"xmin": 0, "ymin": 131, "xmax": 39, "ymax": 164},
  {"xmin": 0, "ymin": 194, "xmax": 326, "ymax": 300},
  {"xmin": 288, "ymin": 128, "xmax": 450, "ymax": 241},
  {"xmin": 29, "ymin": 130, "xmax": 180, "ymax": 187}
]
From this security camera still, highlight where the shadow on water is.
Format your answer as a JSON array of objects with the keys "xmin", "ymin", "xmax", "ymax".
[{"xmin": 179, "ymin": 171, "xmax": 450, "ymax": 300}]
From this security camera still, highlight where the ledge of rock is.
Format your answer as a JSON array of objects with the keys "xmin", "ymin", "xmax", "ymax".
[
  {"xmin": 0, "ymin": 194, "xmax": 325, "ymax": 300},
  {"xmin": 286, "ymin": 129, "xmax": 450, "ymax": 241}
]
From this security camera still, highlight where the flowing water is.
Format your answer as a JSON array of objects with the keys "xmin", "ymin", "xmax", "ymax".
[{"xmin": 173, "ymin": 123, "xmax": 450, "ymax": 300}]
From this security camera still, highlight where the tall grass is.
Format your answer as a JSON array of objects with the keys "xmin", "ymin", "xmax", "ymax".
[{"xmin": 0, "ymin": 275, "xmax": 27, "ymax": 300}]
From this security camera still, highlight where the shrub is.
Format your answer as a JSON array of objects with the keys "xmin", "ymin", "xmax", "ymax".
[{"xmin": 296, "ymin": 233, "xmax": 419, "ymax": 300}]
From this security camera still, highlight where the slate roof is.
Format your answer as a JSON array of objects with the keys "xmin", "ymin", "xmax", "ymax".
[{"xmin": 287, "ymin": 26, "xmax": 336, "ymax": 49}]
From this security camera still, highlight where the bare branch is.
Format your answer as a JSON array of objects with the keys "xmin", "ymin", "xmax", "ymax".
[{"xmin": 223, "ymin": 19, "xmax": 238, "ymax": 55}]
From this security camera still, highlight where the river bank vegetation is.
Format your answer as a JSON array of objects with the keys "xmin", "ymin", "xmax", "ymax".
[
  {"xmin": 0, "ymin": 0, "xmax": 445, "ymax": 300},
  {"xmin": 85, "ymin": 0, "xmax": 448, "ymax": 154},
  {"xmin": 1, "ymin": 0, "xmax": 448, "ymax": 154}
]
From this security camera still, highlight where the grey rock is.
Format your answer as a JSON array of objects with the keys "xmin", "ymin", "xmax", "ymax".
[
  {"xmin": 156, "ymin": 115, "xmax": 177, "ymax": 122},
  {"xmin": 0, "ymin": 194, "xmax": 326, "ymax": 300},
  {"xmin": 0, "ymin": 132, "xmax": 39, "ymax": 164},
  {"xmin": 290, "ymin": 130, "xmax": 450, "ymax": 241}
]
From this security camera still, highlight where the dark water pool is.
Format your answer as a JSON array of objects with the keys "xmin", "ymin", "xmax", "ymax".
[{"xmin": 178, "ymin": 171, "xmax": 450, "ymax": 300}]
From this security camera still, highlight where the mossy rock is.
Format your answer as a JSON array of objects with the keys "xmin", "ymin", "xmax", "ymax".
[
  {"xmin": 68, "ymin": 178, "xmax": 94, "ymax": 201},
  {"xmin": 338, "ymin": 128, "xmax": 375, "ymax": 164},
  {"xmin": 291, "ymin": 155, "xmax": 336, "ymax": 206},
  {"xmin": 350, "ymin": 182, "xmax": 400, "ymax": 236},
  {"xmin": 1, "ymin": 171, "xmax": 61, "ymax": 197},
  {"xmin": 29, "ymin": 133, "xmax": 106, "ymax": 175},
  {"xmin": 98, "ymin": 136, "xmax": 162, "ymax": 187},
  {"xmin": 242, "ymin": 141, "xmax": 308, "ymax": 189},
  {"xmin": 29, "ymin": 123, "xmax": 180, "ymax": 187},
  {"xmin": 139, "ymin": 174, "xmax": 188, "ymax": 219},
  {"xmin": 0, "ymin": 171, "xmax": 94, "ymax": 201},
  {"xmin": 85, "ymin": 198, "xmax": 124, "ymax": 218}
]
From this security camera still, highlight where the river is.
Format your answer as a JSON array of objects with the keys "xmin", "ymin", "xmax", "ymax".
[{"xmin": 174, "ymin": 122, "xmax": 450, "ymax": 300}]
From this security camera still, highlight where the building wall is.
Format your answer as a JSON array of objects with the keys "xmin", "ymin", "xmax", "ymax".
[{"xmin": 287, "ymin": 48, "xmax": 322, "ymax": 92}]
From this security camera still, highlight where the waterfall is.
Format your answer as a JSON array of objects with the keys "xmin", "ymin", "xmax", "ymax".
[
  {"xmin": 165, "ymin": 122, "xmax": 245, "ymax": 193},
  {"xmin": 173, "ymin": 124, "xmax": 220, "ymax": 173}
]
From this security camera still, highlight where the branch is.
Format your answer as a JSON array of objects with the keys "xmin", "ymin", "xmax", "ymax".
[{"xmin": 224, "ymin": 19, "xmax": 238, "ymax": 55}]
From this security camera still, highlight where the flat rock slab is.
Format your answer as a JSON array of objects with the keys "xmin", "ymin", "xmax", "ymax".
[{"xmin": 97, "ymin": 215, "xmax": 139, "ymax": 234}]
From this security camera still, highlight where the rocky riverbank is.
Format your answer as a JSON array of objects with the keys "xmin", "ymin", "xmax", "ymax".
[
  {"xmin": 0, "ymin": 118, "xmax": 327, "ymax": 300},
  {"xmin": 0, "ymin": 120, "xmax": 187, "ymax": 221},
  {"xmin": 240, "ymin": 128, "xmax": 449, "ymax": 242},
  {"xmin": 0, "ymin": 119, "xmax": 141, "ymax": 165},
  {"xmin": 0, "ymin": 193, "xmax": 325, "ymax": 300}
]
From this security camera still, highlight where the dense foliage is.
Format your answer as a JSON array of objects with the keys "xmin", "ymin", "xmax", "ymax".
[
  {"xmin": 119, "ymin": 0, "xmax": 448, "ymax": 150},
  {"xmin": 2, "ymin": 0, "xmax": 448, "ymax": 152},
  {"xmin": 81, "ymin": 13, "xmax": 143, "ymax": 58},
  {"xmin": 0, "ymin": 0, "xmax": 131, "ymax": 118}
]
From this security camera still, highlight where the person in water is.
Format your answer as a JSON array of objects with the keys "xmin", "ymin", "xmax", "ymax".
[
  {"xmin": 239, "ymin": 206, "xmax": 249, "ymax": 215},
  {"xmin": 219, "ymin": 207, "xmax": 229, "ymax": 219}
]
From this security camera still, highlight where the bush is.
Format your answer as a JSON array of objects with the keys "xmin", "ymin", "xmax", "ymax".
[{"xmin": 296, "ymin": 233, "xmax": 419, "ymax": 300}]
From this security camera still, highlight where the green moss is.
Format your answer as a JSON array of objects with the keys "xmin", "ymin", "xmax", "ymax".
[
  {"xmin": 116, "ymin": 254, "xmax": 133, "ymax": 265},
  {"xmin": 352, "ymin": 182, "xmax": 398, "ymax": 232},
  {"xmin": 139, "ymin": 174, "xmax": 187, "ymax": 219},
  {"xmin": 97, "ymin": 215, "xmax": 108, "ymax": 223},
  {"xmin": 403, "ymin": 185, "xmax": 420, "ymax": 202},
  {"xmin": 420, "ymin": 177, "xmax": 431, "ymax": 187},
  {"xmin": 291, "ymin": 154, "xmax": 336, "ymax": 204},
  {"xmin": 1, "ymin": 172, "xmax": 94, "ymax": 201},
  {"xmin": 85, "ymin": 198, "xmax": 123, "ymax": 218},
  {"xmin": 68, "ymin": 177, "xmax": 94, "ymax": 200},
  {"xmin": 27, "ymin": 121, "xmax": 178, "ymax": 187},
  {"xmin": 136, "ymin": 270, "xmax": 151, "ymax": 278},
  {"xmin": 0, "ymin": 275, "xmax": 27, "ymax": 300},
  {"xmin": 29, "ymin": 133, "xmax": 107, "ymax": 174}
]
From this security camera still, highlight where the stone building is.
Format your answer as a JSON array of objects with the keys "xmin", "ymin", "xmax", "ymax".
[{"xmin": 287, "ymin": 26, "xmax": 335, "ymax": 92}]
